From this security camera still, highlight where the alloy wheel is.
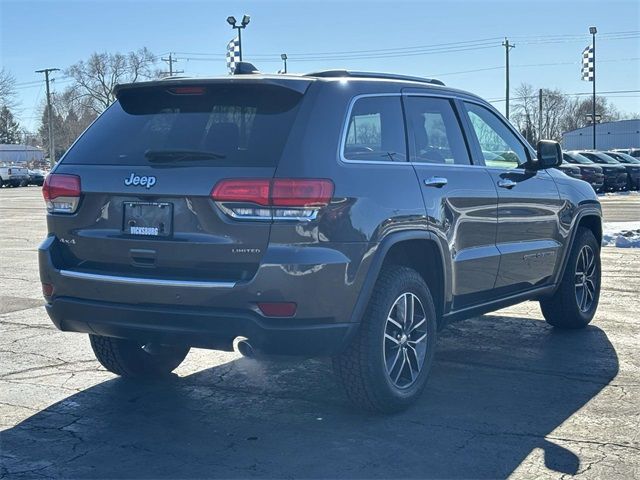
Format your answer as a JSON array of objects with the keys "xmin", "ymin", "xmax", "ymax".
[
  {"xmin": 575, "ymin": 245, "xmax": 597, "ymax": 313},
  {"xmin": 383, "ymin": 292, "xmax": 428, "ymax": 389}
]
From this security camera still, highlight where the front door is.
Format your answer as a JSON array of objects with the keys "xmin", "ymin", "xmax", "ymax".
[
  {"xmin": 403, "ymin": 94, "xmax": 499, "ymax": 309},
  {"xmin": 461, "ymin": 101, "xmax": 562, "ymax": 296}
]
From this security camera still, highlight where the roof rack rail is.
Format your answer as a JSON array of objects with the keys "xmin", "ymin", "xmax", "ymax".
[{"xmin": 304, "ymin": 70, "xmax": 445, "ymax": 86}]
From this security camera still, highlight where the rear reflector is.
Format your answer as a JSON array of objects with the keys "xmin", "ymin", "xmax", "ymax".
[
  {"xmin": 42, "ymin": 283, "xmax": 54, "ymax": 297},
  {"xmin": 257, "ymin": 302, "xmax": 297, "ymax": 317},
  {"xmin": 42, "ymin": 174, "xmax": 81, "ymax": 214}
]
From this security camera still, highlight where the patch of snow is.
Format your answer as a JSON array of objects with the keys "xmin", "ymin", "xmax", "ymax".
[
  {"xmin": 598, "ymin": 190, "xmax": 640, "ymax": 197},
  {"xmin": 602, "ymin": 222, "xmax": 640, "ymax": 248}
]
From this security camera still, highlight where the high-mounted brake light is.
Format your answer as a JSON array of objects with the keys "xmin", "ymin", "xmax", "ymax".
[
  {"xmin": 42, "ymin": 174, "xmax": 81, "ymax": 214},
  {"xmin": 211, "ymin": 178, "xmax": 334, "ymax": 221},
  {"xmin": 168, "ymin": 86, "xmax": 206, "ymax": 95}
]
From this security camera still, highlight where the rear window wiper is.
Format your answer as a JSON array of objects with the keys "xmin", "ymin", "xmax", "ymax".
[{"xmin": 144, "ymin": 149, "xmax": 227, "ymax": 162}]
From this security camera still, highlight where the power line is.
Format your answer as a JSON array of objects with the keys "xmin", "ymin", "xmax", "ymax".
[
  {"xmin": 487, "ymin": 89, "xmax": 640, "ymax": 103},
  {"xmin": 167, "ymin": 30, "xmax": 640, "ymax": 63}
]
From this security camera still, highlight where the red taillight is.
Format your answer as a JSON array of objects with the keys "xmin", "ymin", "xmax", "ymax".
[
  {"xmin": 211, "ymin": 179, "xmax": 271, "ymax": 206},
  {"xmin": 42, "ymin": 174, "xmax": 81, "ymax": 213},
  {"xmin": 271, "ymin": 179, "xmax": 334, "ymax": 207},
  {"xmin": 257, "ymin": 302, "xmax": 297, "ymax": 317},
  {"xmin": 211, "ymin": 179, "xmax": 334, "ymax": 207}
]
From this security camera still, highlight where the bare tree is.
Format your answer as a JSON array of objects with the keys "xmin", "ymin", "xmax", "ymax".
[
  {"xmin": 511, "ymin": 83, "xmax": 622, "ymax": 143},
  {"xmin": 0, "ymin": 68, "xmax": 17, "ymax": 109},
  {"xmin": 65, "ymin": 48, "xmax": 160, "ymax": 113}
]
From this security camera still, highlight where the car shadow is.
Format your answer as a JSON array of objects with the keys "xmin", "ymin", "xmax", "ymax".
[{"xmin": 1, "ymin": 313, "xmax": 618, "ymax": 479}]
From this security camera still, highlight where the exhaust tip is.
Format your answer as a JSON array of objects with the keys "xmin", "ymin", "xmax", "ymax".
[{"xmin": 236, "ymin": 338, "xmax": 255, "ymax": 358}]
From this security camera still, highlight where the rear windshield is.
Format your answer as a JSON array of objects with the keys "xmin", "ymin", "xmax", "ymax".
[{"xmin": 62, "ymin": 84, "xmax": 303, "ymax": 167}]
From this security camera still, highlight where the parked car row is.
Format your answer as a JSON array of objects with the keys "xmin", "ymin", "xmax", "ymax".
[
  {"xmin": 558, "ymin": 150, "xmax": 640, "ymax": 192},
  {"xmin": 0, "ymin": 166, "xmax": 46, "ymax": 187}
]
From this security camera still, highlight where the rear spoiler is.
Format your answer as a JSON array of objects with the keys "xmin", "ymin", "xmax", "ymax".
[{"xmin": 114, "ymin": 75, "xmax": 313, "ymax": 98}]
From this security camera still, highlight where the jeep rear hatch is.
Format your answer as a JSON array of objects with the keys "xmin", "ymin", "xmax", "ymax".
[{"xmin": 49, "ymin": 81, "xmax": 309, "ymax": 283}]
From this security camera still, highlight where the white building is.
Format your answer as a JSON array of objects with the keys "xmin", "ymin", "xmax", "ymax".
[
  {"xmin": 0, "ymin": 144, "xmax": 46, "ymax": 166},
  {"xmin": 562, "ymin": 119, "xmax": 640, "ymax": 150}
]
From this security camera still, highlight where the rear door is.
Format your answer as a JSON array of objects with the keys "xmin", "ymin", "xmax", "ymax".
[
  {"xmin": 403, "ymin": 94, "xmax": 499, "ymax": 309},
  {"xmin": 461, "ymin": 101, "xmax": 562, "ymax": 295},
  {"xmin": 50, "ymin": 82, "xmax": 306, "ymax": 283}
]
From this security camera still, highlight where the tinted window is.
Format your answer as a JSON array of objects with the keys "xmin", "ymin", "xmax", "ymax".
[
  {"xmin": 62, "ymin": 84, "xmax": 303, "ymax": 166},
  {"xmin": 405, "ymin": 97, "xmax": 470, "ymax": 165},
  {"xmin": 344, "ymin": 96, "xmax": 407, "ymax": 162},
  {"xmin": 464, "ymin": 102, "xmax": 528, "ymax": 169},
  {"xmin": 564, "ymin": 152, "xmax": 593, "ymax": 164},
  {"xmin": 582, "ymin": 152, "xmax": 618, "ymax": 164}
]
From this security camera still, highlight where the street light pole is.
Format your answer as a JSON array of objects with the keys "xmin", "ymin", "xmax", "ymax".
[
  {"xmin": 281, "ymin": 53, "xmax": 288, "ymax": 73},
  {"xmin": 35, "ymin": 68, "xmax": 60, "ymax": 167},
  {"xmin": 590, "ymin": 26, "xmax": 597, "ymax": 150},
  {"xmin": 227, "ymin": 15, "xmax": 251, "ymax": 62}
]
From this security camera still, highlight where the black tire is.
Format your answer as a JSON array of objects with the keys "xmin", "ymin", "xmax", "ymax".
[
  {"xmin": 540, "ymin": 227, "xmax": 601, "ymax": 329},
  {"xmin": 89, "ymin": 334, "xmax": 189, "ymax": 377},
  {"xmin": 333, "ymin": 265, "xmax": 438, "ymax": 413}
]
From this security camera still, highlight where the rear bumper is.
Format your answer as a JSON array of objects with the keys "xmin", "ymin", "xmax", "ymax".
[
  {"xmin": 46, "ymin": 296, "xmax": 356, "ymax": 355},
  {"xmin": 39, "ymin": 236, "xmax": 370, "ymax": 355}
]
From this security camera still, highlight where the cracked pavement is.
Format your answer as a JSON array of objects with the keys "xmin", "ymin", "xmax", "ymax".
[{"xmin": 1, "ymin": 187, "xmax": 639, "ymax": 479}]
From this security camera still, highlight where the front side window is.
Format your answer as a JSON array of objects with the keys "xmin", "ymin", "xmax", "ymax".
[
  {"xmin": 344, "ymin": 96, "xmax": 407, "ymax": 162},
  {"xmin": 464, "ymin": 102, "xmax": 529, "ymax": 169},
  {"xmin": 404, "ymin": 96, "xmax": 470, "ymax": 165}
]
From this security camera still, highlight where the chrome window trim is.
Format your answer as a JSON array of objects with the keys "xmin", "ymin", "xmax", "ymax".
[
  {"xmin": 459, "ymin": 98, "xmax": 537, "ymax": 164},
  {"xmin": 59, "ymin": 269, "xmax": 236, "ymax": 288},
  {"xmin": 337, "ymin": 90, "xmax": 536, "ymax": 169},
  {"xmin": 338, "ymin": 93, "xmax": 412, "ymax": 167}
]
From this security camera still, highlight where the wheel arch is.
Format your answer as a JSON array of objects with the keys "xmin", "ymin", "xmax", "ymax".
[
  {"xmin": 349, "ymin": 231, "xmax": 450, "ymax": 329},
  {"xmin": 552, "ymin": 207, "xmax": 602, "ymax": 288}
]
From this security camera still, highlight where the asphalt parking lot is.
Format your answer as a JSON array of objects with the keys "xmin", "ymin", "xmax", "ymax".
[{"xmin": 1, "ymin": 187, "xmax": 639, "ymax": 479}]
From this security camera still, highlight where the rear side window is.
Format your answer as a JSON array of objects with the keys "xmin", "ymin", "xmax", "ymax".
[
  {"xmin": 404, "ymin": 97, "xmax": 470, "ymax": 165},
  {"xmin": 61, "ymin": 84, "xmax": 303, "ymax": 166},
  {"xmin": 343, "ymin": 96, "xmax": 407, "ymax": 162}
]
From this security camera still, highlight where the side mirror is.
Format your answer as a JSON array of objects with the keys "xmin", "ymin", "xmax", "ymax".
[{"xmin": 533, "ymin": 140, "xmax": 563, "ymax": 170}]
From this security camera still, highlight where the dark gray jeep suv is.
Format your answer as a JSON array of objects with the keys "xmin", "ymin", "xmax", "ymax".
[{"xmin": 39, "ymin": 66, "xmax": 602, "ymax": 412}]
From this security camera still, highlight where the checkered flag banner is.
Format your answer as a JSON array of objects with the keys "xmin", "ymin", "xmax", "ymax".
[
  {"xmin": 581, "ymin": 45, "xmax": 594, "ymax": 81},
  {"xmin": 226, "ymin": 36, "xmax": 240, "ymax": 74}
]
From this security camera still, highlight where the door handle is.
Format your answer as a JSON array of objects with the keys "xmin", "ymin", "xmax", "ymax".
[
  {"xmin": 497, "ymin": 179, "xmax": 517, "ymax": 189},
  {"xmin": 424, "ymin": 177, "xmax": 448, "ymax": 188}
]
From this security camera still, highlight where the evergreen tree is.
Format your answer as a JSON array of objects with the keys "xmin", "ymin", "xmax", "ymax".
[{"xmin": 0, "ymin": 106, "xmax": 21, "ymax": 144}]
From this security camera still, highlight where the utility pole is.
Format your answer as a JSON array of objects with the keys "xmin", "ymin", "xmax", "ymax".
[
  {"xmin": 538, "ymin": 89, "xmax": 543, "ymax": 141},
  {"xmin": 35, "ymin": 68, "xmax": 59, "ymax": 167},
  {"xmin": 589, "ymin": 26, "xmax": 597, "ymax": 149},
  {"xmin": 502, "ymin": 38, "xmax": 515, "ymax": 120},
  {"xmin": 161, "ymin": 53, "xmax": 183, "ymax": 77}
]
